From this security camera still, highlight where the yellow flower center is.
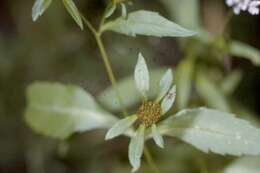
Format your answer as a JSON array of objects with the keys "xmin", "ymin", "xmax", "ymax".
[{"xmin": 137, "ymin": 101, "xmax": 161, "ymax": 127}]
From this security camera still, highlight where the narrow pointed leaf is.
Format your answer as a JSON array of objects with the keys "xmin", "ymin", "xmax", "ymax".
[
  {"xmin": 32, "ymin": 0, "xmax": 52, "ymax": 21},
  {"xmin": 134, "ymin": 53, "xmax": 150, "ymax": 95},
  {"xmin": 161, "ymin": 85, "xmax": 176, "ymax": 115},
  {"xmin": 62, "ymin": 0, "xmax": 84, "ymax": 30},
  {"xmin": 221, "ymin": 70, "xmax": 242, "ymax": 95},
  {"xmin": 175, "ymin": 57, "xmax": 194, "ymax": 109},
  {"xmin": 196, "ymin": 71, "xmax": 230, "ymax": 112},
  {"xmin": 105, "ymin": 3, "xmax": 117, "ymax": 18},
  {"xmin": 157, "ymin": 69, "xmax": 173, "ymax": 101},
  {"xmin": 159, "ymin": 108, "xmax": 260, "ymax": 156},
  {"xmin": 230, "ymin": 41, "xmax": 260, "ymax": 66},
  {"xmin": 25, "ymin": 82, "xmax": 117, "ymax": 139},
  {"xmin": 129, "ymin": 125, "xmax": 145, "ymax": 172},
  {"xmin": 152, "ymin": 124, "xmax": 164, "ymax": 148},
  {"xmin": 105, "ymin": 115, "xmax": 138, "ymax": 140},
  {"xmin": 121, "ymin": 3, "xmax": 127, "ymax": 18},
  {"xmin": 101, "ymin": 10, "xmax": 196, "ymax": 37}
]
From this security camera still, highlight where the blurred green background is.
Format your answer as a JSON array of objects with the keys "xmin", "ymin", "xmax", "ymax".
[{"xmin": 0, "ymin": 0, "xmax": 260, "ymax": 173}]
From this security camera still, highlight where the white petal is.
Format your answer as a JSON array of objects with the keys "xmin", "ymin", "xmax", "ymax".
[
  {"xmin": 105, "ymin": 115, "xmax": 138, "ymax": 140},
  {"xmin": 129, "ymin": 125, "xmax": 145, "ymax": 172},
  {"xmin": 152, "ymin": 124, "xmax": 164, "ymax": 148},
  {"xmin": 134, "ymin": 53, "xmax": 150, "ymax": 95},
  {"xmin": 157, "ymin": 69, "xmax": 173, "ymax": 101},
  {"xmin": 161, "ymin": 85, "xmax": 176, "ymax": 114}
]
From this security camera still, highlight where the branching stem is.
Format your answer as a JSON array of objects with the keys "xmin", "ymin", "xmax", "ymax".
[
  {"xmin": 81, "ymin": 15, "xmax": 128, "ymax": 117},
  {"xmin": 82, "ymin": 11, "xmax": 161, "ymax": 173}
]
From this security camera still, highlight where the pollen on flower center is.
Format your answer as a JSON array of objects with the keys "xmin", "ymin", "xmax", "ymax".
[{"xmin": 137, "ymin": 101, "xmax": 161, "ymax": 127}]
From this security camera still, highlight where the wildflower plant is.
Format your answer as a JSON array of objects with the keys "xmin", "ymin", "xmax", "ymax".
[
  {"xmin": 105, "ymin": 53, "xmax": 176, "ymax": 171},
  {"xmin": 24, "ymin": 0, "xmax": 260, "ymax": 172}
]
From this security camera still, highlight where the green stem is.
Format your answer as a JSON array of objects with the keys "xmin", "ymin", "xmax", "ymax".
[
  {"xmin": 82, "ymin": 12, "xmax": 160, "ymax": 173},
  {"xmin": 144, "ymin": 145, "xmax": 161, "ymax": 173},
  {"xmin": 81, "ymin": 15, "xmax": 128, "ymax": 117},
  {"xmin": 94, "ymin": 33, "xmax": 128, "ymax": 117}
]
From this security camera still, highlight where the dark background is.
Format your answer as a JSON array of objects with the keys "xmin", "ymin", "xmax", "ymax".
[{"xmin": 0, "ymin": 0, "xmax": 260, "ymax": 173}]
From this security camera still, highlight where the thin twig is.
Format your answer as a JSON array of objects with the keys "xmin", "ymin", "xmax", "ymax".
[{"xmin": 144, "ymin": 145, "xmax": 161, "ymax": 173}]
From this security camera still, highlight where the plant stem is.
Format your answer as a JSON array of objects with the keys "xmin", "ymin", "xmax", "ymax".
[
  {"xmin": 144, "ymin": 145, "xmax": 161, "ymax": 173},
  {"xmin": 94, "ymin": 34, "xmax": 128, "ymax": 117},
  {"xmin": 82, "ymin": 13, "xmax": 160, "ymax": 173},
  {"xmin": 81, "ymin": 15, "xmax": 128, "ymax": 117}
]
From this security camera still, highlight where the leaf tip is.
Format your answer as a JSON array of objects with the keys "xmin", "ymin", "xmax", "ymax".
[{"xmin": 105, "ymin": 131, "xmax": 113, "ymax": 140}]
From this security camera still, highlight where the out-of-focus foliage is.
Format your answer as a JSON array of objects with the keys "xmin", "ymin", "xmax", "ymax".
[
  {"xmin": 25, "ymin": 82, "xmax": 117, "ymax": 139},
  {"xmin": 1, "ymin": 0, "xmax": 260, "ymax": 173}
]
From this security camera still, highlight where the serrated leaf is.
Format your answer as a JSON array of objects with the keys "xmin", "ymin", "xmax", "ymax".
[
  {"xmin": 175, "ymin": 58, "xmax": 194, "ymax": 109},
  {"xmin": 25, "ymin": 82, "xmax": 117, "ymax": 139},
  {"xmin": 157, "ymin": 69, "xmax": 173, "ymax": 101},
  {"xmin": 134, "ymin": 53, "xmax": 150, "ymax": 96},
  {"xmin": 224, "ymin": 157, "xmax": 260, "ymax": 173},
  {"xmin": 105, "ymin": 115, "xmax": 137, "ymax": 140},
  {"xmin": 230, "ymin": 41, "xmax": 260, "ymax": 66},
  {"xmin": 101, "ymin": 10, "xmax": 196, "ymax": 37},
  {"xmin": 129, "ymin": 125, "xmax": 145, "ymax": 172},
  {"xmin": 196, "ymin": 71, "xmax": 230, "ymax": 112},
  {"xmin": 152, "ymin": 124, "xmax": 164, "ymax": 148},
  {"xmin": 98, "ymin": 68, "xmax": 167, "ymax": 112},
  {"xmin": 158, "ymin": 108, "xmax": 260, "ymax": 156},
  {"xmin": 32, "ymin": 0, "xmax": 52, "ymax": 21},
  {"xmin": 161, "ymin": 85, "xmax": 176, "ymax": 115},
  {"xmin": 62, "ymin": 0, "xmax": 84, "ymax": 30}
]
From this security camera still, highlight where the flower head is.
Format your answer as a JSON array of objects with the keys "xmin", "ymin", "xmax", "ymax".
[
  {"xmin": 226, "ymin": 0, "xmax": 260, "ymax": 15},
  {"xmin": 105, "ymin": 53, "xmax": 176, "ymax": 172}
]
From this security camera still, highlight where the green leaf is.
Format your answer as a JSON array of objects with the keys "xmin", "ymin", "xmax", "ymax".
[
  {"xmin": 221, "ymin": 70, "xmax": 242, "ymax": 95},
  {"xmin": 101, "ymin": 10, "xmax": 196, "ymax": 37},
  {"xmin": 120, "ymin": 3, "xmax": 127, "ymax": 18},
  {"xmin": 98, "ymin": 68, "xmax": 167, "ymax": 112},
  {"xmin": 104, "ymin": 2, "xmax": 117, "ymax": 19},
  {"xmin": 158, "ymin": 108, "xmax": 260, "ymax": 156},
  {"xmin": 161, "ymin": 85, "xmax": 176, "ymax": 115},
  {"xmin": 196, "ymin": 71, "xmax": 230, "ymax": 112},
  {"xmin": 135, "ymin": 53, "xmax": 150, "ymax": 96},
  {"xmin": 32, "ymin": 0, "xmax": 52, "ymax": 21},
  {"xmin": 230, "ymin": 41, "xmax": 260, "ymax": 66},
  {"xmin": 62, "ymin": 0, "xmax": 84, "ymax": 30},
  {"xmin": 157, "ymin": 69, "xmax": 173, "ymax": 102},
  {"xmin": 160, "ymin": 0, "xmax": 200, "ymax": 29},
  {"xmin": 152, "ymin": 124, "xmax": 164, "ymax": 148},
  {"xmin": 105, "ymin": 115, "xmax": 138, "ymax": 140},
  {"xmin": 25, "ymin": 82, "xmax": 117, "ymax": 139},
  {"xmin": 224, "ymin": 157, "xmax": 260, "ymax": 173},
  {"xmin": 129, "ymin": 125, "xmax": 145, "ymax": 172},
  {"xmin": 175, "ymin": 58, "xmax": 194, "ymax": 109}
]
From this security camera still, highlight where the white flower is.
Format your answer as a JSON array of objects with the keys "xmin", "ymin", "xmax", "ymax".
[
  {"xmin": 226, "ymin": 0, "xmax": 260, "ymax": 15},
  {"xmin": 105, "ymin": 53, "xmax": 176, "ymax": 172}
]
